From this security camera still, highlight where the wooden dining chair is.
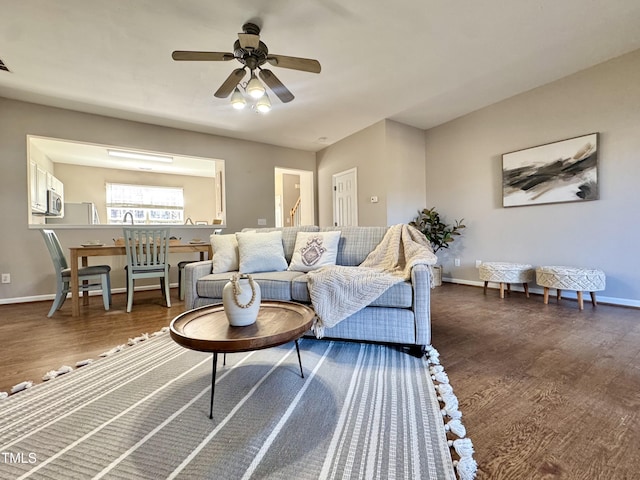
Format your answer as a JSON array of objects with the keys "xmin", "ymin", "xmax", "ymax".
[
  {"xmin": 40, "ymin": 229, "xmax": 111, "ymax": 317},
  {"xmin": 123, "ymin": 226, "xmax": 171, "ymax": 313}
]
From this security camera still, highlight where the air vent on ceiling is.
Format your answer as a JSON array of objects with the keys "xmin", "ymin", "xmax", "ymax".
[{"xmin": 0, "ymin": 58, "xmax": 10, "ymax": 72}]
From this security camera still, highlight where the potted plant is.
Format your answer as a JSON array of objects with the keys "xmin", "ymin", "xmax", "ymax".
[{"xmin": 410, "ymin": 207, "xmax": 466, "ymax": 286}]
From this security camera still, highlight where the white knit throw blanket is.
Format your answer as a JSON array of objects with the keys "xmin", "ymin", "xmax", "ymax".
[{"xmin": 308, "ymin": 224, "xmax": 437, "ymax": 338}]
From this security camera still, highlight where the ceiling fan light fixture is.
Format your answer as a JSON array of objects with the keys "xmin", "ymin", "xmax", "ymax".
[
  {"xmin": 230, "ymin": 87, "xmax": 247, "ymax": 109},
  {"xmin": 255, "ymin": 92, "xmax": 272, "ymax": 113},
  {"xmin": 173, "ymin": 22, "xmax": 321, "ymax": 111},
  {"xmin": 246, "ymin": 72, "xmax": 265, "ymax": 99}
]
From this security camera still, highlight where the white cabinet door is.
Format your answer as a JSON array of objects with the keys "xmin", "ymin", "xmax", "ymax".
[
  {"xmin": 49, "ymin": 174, "xmax": 64, "ymax": 193},
  {"xmin": 30, "ymin": 161, "xmax": 47, "ymax": 213}
]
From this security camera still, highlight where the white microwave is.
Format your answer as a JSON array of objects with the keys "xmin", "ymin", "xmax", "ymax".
[{"xmin": 46, "ymin": 190, "xmax": 63, "ymax": 216}]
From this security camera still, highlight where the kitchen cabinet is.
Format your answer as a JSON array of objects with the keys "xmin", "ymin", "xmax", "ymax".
[
  {"xmin": 47, "ymin": 172, "xmax": 64, "ymax": 194},
  {"xmin": 30, "ymin": 162, "xmax": 64, "ymax": 214},
  {"xmin": 30, "ymin": 161, "xmax": 48, "ymax": 214}
]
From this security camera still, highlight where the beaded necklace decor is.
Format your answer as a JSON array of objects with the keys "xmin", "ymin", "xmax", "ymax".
[{"xmin": 230, "ymin": 273, "xmax": 258, "ymax": 309}]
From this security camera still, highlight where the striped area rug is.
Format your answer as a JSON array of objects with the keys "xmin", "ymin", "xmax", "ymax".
[{"xmin": 0, "ymin": 332, "xmax": 475, "ymax": 479}]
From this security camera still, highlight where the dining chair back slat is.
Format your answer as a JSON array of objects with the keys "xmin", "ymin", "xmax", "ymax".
[{"xmin": 123, "ymin": 226, "xmax": 171, "ymax": 312}]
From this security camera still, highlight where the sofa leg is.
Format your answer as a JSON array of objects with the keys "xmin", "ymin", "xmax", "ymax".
[{"xmin": 407, "ymin": 345, "xmax": 426, "ymax": 358}]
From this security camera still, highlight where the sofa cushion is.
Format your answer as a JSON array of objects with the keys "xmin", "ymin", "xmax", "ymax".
[
  {"xmin": 196, "ymin": 272, "xmax": 236, "ymax": 300},
  {"xmin": 320, "ymin": 226, "xmax": 388, "ymax": 266},
  {"xmin": 288, "ymin": 231, "xmax": 341, "ymax": 272},
  {"xmin": 236, "ymin": 231, "xmax": 288, "ymax": 273},
  {"xmin": 252, "ymin": 271, "xmax": 307, "ymax": 301},
  {"xmin": 291, "ymin": 274, "xmax": 413, "ymax": 308},
  {"xmin": 197, "ymin": 270, "xmax": 306, "ymax": 301}
]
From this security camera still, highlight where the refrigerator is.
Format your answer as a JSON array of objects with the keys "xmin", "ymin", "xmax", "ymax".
[{"xmin": 47, "ymin": 202, "xmax": 100, "ymax": 225}]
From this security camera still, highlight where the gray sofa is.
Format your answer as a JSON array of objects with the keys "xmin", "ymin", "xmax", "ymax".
[{"xmin": 183, "ymin": 226, "xmax": 432, "ymax": 352}]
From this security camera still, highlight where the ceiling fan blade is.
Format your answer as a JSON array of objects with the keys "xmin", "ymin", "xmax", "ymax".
[
  {"xmin": 172, "ymin": 51, "xmax": 235, "ymax": 61},
  {"xmin": 266, "ymin": 55, "xmax": 321, "ymax": 74},
  {"xmin": 259, "ymin": 69, "xmax": 295, "ymax": 103},
  {"xmin": 238, "ymin": 33, "xmax": 260, "ymax": 50},
  {"xmin": 214, "ymin": 68, "xmax": 247, "ymax": 98}
]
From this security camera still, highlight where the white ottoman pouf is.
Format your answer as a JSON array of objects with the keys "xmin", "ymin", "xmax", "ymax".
[
  {"xmin": 479, "ymin": 262, "xmax": 536, "ymax": 299},
  {"xmin": 536, "ymin": 266, "xmax": 606, "ymax": 310}
]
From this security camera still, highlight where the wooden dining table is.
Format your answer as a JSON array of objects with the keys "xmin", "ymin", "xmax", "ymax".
[{"xmin": 69, "ymin": 242, "xmax": 212, "ymax": 317}]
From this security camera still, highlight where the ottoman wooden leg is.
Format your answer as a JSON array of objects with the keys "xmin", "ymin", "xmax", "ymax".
[
  {"xmin": 543, "ymin": 287, "xmax": 549, "ymax": 305},
  {"xmin": 499, "ymin": 283, "xmax": 505, "ymax": 299},
  {"xmin": 557, "ymin": 289, "xmax": 562, "ymax": 301},
  {"xmin": 523, "ymin": 283, "xmax": 530, "ymax": 298},
  {"xmin": 590, "ymin": 292, "xmax": 598, "ymax": 307},
  {"xmin": 483, "ymin": 281, "xmax": 488, "ymax": 295},
  {"xmin": 577, "ymin": 291, "xmax": 584, "ymax": 310},
  {"xmin": 507, "ymin": 283, "xmax": 511, "ymax": 295}
]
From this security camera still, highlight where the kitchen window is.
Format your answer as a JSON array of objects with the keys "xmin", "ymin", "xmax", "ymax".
[{"xmin": 106, "ymin": 183, "xmax": 184, "ymax": 224}]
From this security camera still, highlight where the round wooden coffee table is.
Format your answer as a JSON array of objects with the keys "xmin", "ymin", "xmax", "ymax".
[{"xmin": 170, "ymin": 301, "xmax": 315, "ymax": 418}]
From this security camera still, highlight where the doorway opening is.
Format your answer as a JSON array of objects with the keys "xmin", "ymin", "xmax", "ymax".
[{"xmin": 274, "ymin": 167, "xmax": 315, "ymax": 227}]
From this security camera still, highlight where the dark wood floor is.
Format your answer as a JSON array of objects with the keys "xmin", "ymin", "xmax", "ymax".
[
  {"xmin": 431, "ymin": 284, "xmax": 640, "ymax": 480},
  {"xmin": 1, "ymin": 284, "xmax": 639, "ymax": 479}
]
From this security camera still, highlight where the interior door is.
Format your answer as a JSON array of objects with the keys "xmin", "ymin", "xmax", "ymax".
[{"xmin": 332, "ymin": 168, "xmax": 358, "ymax": 226}]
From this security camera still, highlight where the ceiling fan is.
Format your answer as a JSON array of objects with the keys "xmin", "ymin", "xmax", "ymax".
[{"xmin": 172, "ymin": 22, "xmax": 321, "ymax": 108}]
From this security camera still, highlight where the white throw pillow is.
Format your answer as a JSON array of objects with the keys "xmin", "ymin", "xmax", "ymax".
[
  {"xmin": 236, "ymin": 231, "xmax": 288, "ymax": 273},
  {"xmin": 288, "ymin": 231, "xmax": 341, "ymax": 272},
  {"xmin": 209, "ymin": 234, "xmax": 239, "ymax": 273}
]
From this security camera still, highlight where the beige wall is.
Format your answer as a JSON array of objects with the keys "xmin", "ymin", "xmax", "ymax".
[
  {"xmin": 316, "ymin": 120, "xmax": 426, "ymax": 227},
  {"xmin": 2, "ymin": 49, "xmax": 639, "ymax": 305},
  {"xmin": 424, "ymin": 49, "xmax": 640, "ymax": 305},
  {"xmin": 0, "ymin": 98, "xmax": 315, "ymax": 301},
  {"xmin": 384, "ymin": 120, "xmax": 426, "ymax": 225},
  {"xmin": 317, "ymin": 121, "xmax": 386, "ymax": 226}
]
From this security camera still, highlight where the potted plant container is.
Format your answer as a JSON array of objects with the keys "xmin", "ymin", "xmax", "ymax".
[{"xmin": 410, "ymin": 207, "xmax": 466, "ymax": 286}]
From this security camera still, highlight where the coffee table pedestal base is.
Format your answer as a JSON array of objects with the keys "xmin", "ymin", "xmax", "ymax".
[{"xmin": 208, "ymin": 339, "xmax": 305, "ymax": 419}]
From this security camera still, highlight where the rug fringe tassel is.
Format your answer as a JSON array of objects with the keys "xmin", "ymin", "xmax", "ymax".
[
  {"xmin": 431, "ymin": 370, "xmax": 450, "ymax": 384},
  {"xmin": 128, "ymin": 333, "xmax": 150, "ymax": 346},
  {"xmin": 440, "ymin": 391, "xmax": 459, "ymax": 412},
  {"xmin": 445, "ymin": 419, "xmax": 466, "ymax": 438},
  {"xmin": 426, "ymin": 344, "xmax": 477, "ymax": 480},
  {"xmin": 425, "ymin": 346, "xmax": 441, "ymax": 364},
  {"xmin": 436, "ymin": 383, "xmax": 454, "ymax": 395},
  {"xmin": 76, "ymin": 359, "xmax": 94, "ymax": 368},
  {"xmin": 99, "ymin": 344, "xmax": 126, "ymax": 357},
  {"xmin": 450, "ymin": 438, "xmax": 478, "ymax": 480},
  {"xmin": 151, "ymin": 326, "xmax": 170, "ymax": 337},
  {"xmin": 42, "ymin": 365, "xmax": 73, "ymax": 381},
  {"xmin": 10, "ymin": 381, "xmax": 33, "ymax": 394}
]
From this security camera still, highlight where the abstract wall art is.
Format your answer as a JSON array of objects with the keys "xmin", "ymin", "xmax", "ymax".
[{"xmin": 502, "ymin": 133, "xmax": 599, "ymax": 207}]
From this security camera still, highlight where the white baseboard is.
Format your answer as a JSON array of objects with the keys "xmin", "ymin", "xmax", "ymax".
[
  {"xmin": 443, "ymin": 277, "xmax": 640, "ymax": 309},
  {"xmin": 0, "ymin": 283, "xmax": 180, "ymax": 306}
]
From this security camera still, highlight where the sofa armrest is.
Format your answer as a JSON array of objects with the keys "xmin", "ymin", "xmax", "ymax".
[
  {"xmin": 411, "ymin": 264, "xmax": 432, "ymax": 346},
  {"xmin": 184, "ymin": 260, "xmax": 213, "ymax": 310}
]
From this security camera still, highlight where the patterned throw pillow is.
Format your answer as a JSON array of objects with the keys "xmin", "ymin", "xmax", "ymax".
[{"xmin": 288, "ymin": 231, "xmax": 341, "ymax": 272}]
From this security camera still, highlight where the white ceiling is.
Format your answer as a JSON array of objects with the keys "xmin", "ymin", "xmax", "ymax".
[{"xmin": 2, "ymin": 0, "xmax": 640, "ymax": 152}]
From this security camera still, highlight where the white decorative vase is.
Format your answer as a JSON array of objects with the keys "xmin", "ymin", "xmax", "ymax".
[{"xmin": 222, "ymin": 274, "xmax": 261, "ymax": 326}]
